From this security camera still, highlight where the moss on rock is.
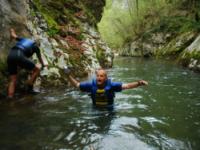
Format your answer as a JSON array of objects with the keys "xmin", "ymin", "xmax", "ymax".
[{"xmin": 156, "ymin": 32, "xmax": 197, "ymax": 57}]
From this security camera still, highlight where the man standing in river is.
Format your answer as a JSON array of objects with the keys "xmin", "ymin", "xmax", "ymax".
[{"xmin": 64, "ymin": 67, "xmax": 148, "ymax": 108}]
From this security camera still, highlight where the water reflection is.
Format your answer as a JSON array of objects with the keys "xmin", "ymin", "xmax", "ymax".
[
  {"xmin": 52, "ymin": 108, "xmax": 116, "ymax": 149},
  {"xmin": 0, "ymin": 57, "xmax": 200, "ymax": 150}
]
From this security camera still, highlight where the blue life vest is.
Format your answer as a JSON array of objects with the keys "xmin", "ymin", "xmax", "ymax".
[
  {"xmin": 91, "ymin": 79, "xmax": 115, "ymax": 107},
  {"xmin": 15, "ymin": 38, "xmax": 35, "ymax": 52}
]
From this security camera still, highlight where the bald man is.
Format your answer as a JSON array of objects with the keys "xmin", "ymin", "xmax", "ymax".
[{"xmin": 66, "ymin": 68, "xmax": 148, "ymax": 109}]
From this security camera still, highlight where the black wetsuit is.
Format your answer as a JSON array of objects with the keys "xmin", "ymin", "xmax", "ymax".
[{"xmin": 7, "ymin": 37, "xmax": 41, "ymax": 75}]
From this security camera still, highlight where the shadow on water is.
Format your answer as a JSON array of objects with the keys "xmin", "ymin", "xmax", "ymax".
[{"xmin": 0, "ymin": 57, "xmax": 200, "ymax": 150}]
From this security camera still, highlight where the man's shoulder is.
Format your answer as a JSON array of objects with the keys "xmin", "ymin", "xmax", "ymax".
[
  {"xmin": 109, "ymin": 80, "xmax": 122, "ymax": 91},
  {"xmin": 79, "ymin": 80, "xmax": 93, "ymax": 91},
  {"xmin": 110, "ymin": 80, "xmax": 122, "ymax": 85},
  {"xmin": 106, "ymin": 79, "xmax": 122, "ymax": 88},
  {"xmin": 80, "ymin": 81, "xmax": 93, "ymax": 87}
]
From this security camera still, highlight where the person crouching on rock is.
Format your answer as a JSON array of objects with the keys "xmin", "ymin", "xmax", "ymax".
[{"xmin": 7, "ymin": 28, "xmax": 46, "ymax": 99}]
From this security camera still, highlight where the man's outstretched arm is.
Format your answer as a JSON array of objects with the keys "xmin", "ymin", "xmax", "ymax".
[
  {"xmin": 122, "ymin": 80, "xmax": 148, "ymax": 90},
  {"xmin": 67, "ymin": 75, "xmax": 80, "ymax": 88},
  {"xmin": 64, "ymin": 66, "xmax": 80, "ymax": 88}
]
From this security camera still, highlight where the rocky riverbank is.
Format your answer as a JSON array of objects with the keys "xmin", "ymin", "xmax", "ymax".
[
  {"xmin": 99, "ymin": 0, "xmax": 200, "ymax": 72},
  {"xmin": 119, "ymin": 30, "xmax": 200, "ymax": 72}
]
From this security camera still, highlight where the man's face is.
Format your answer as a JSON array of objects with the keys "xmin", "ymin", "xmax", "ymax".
[{"xmin": 96, "ymin": 70, "xmax": 107, "ymax": 86}]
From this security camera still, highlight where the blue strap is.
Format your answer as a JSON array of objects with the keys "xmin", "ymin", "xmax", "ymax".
[{"xmin": 15, "ymin": 38, "xmax": 35, "ymax": 50}]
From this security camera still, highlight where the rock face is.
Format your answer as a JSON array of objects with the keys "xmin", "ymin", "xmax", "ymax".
[
  {"xmin": 0, "ymin": 0, "xmax": 29, "ymax": 57},
  {"xmin": 120, "ymin": 31, "xmax": 200, "ymax": 71},
  {"xmin": 116, "ymin": 1, "xmax": 200, "ymax": 72},
  {"xmin": 0, "ymin": 0, "xmax": 112, "ymax": 93},
  {"xmin": 180, "ymin": 34, "xmax": 200, "ymax": 71}
]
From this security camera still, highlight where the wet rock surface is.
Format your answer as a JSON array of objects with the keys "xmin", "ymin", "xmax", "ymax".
[
  {"xmin": 0, "ymin": 0, "xmax": 111, "ymax": 92},
  {"xmin": 119, "ymin": 31, "xmax": 200, "ymax": 71}
]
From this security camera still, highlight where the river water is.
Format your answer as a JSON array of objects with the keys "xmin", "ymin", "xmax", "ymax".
[{"xmin": 0, "ymin": 57, "xmax": 200, "ymax": 150}]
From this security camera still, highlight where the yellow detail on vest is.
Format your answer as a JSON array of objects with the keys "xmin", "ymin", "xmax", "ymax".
[
  {"xmin": 96, "ymin": 101, "xmax": 108, "ymax": 106},
  {"xmin": 96, "ymin": 89, "xmax": 105, "ymax": 93},
  {"xmin": 95, "ymin": 89, "xmax": 108, "ymax": 106}
]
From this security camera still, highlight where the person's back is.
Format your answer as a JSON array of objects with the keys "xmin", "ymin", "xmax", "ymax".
[
  {"xmin": 14, "ymin": 37, "xmax": 40, "ymax": 57},
  {"xmin": 7, "ymin": 28, "xmax": 46, "ymax": 98}
]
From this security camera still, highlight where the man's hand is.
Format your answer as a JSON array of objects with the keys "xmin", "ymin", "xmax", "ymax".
[
  {"xmin": 64, "ymin": 66, "xmax": 71, "ymax": 75},
  {"xmin": 138, "ymin": 80, "xmax": 148, "ymax": 86},
  {"xmin": 63, "ymin": 66, "xmax": 80, "ymax": 88},
  {"xmin": 10, "ymin": 28, "xmax": 18, "ymax": 40}
]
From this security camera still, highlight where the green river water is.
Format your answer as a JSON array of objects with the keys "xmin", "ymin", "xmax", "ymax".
[{"xmin": 0, "ymin": 57, "xmax": 200, "ymax": 150}]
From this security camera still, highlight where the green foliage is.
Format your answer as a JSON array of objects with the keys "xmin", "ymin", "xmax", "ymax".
[
  {"xmin": 33, "ymin": 0, "xmax": 100, "ymax": 36},
  {"xmin": 182, "ymin": 50, "xmax": 200, "ymax": 60},
  {"xmin": 180, "ymin": 20, "xmax": 200, "ymax": 33},
  {"xmin": 96, "ymin": 47, "xmax": 105, "ymax": 61},
  {"xmin": 47, "ymin": 27, "xmax": 59, "ymax": 37},
  {"xmin": 178, "ymin": 49, "xmax": 200, "ymax": 68},
  {"xmin": 98, "ymin": 0, "xmax": 200, "ymax": 48},
  {"xmin": 98, "ymin": 0, "xmax": 167, "ymax": 48},
  {"xmin": 30, "ymin": 9, "xmax": 36, "ymax": 17},
  {"xmin": 158, "ymin": 16, "xmax": 200, "ymax": 33},
  {"xmin": 0, "ymin": 58, "xmax": 7, "ymax": 72},
  {"xmin": 33, "ymin": 0, "xmax": 59, "ymax": 36},
  {"xmin": 43, "ymin": 13, "xmax": 58, "ymax": 29},
  {"xmin": 0, "ymin": 58, "xmax": 8, "ymax": 89}
]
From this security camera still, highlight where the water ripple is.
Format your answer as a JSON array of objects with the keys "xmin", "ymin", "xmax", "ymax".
[{"xmin": 141, "ymin": 117, "xmax": 167, "ymax": 127}]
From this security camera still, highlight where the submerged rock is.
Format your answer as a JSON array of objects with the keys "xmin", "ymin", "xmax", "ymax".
[{"xmin": 180, "ymin": 34, "xmax": 200, "ymax": 71}]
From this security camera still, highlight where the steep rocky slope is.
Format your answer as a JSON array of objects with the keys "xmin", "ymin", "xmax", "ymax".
[{"xmin": 0, "ymin": 0, "xmax": 112, "ymax": 95}]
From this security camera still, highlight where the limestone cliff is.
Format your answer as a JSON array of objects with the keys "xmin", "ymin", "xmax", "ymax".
[{"xmin": 0, "ymin": 0, "xmax": 112, "ymax": 95}]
